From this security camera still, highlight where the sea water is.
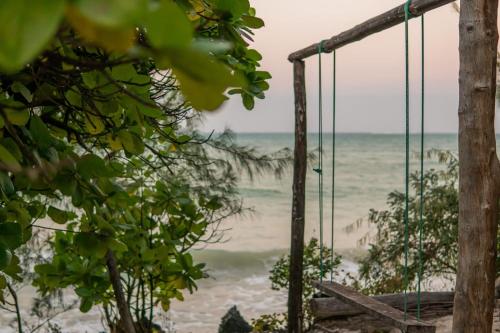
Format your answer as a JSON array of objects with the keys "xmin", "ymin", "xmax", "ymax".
[
  {"xmin": 169, "ymin": 133, "xmax": 461, "ymax": 333},
  {"xmin": 1, "ymin": 133, "xmax": 468, "ymax": 333}
]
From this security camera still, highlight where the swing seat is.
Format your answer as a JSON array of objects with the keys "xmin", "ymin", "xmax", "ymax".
[{"xmin": 313, "ymin": 281, "xmax": 436, "ymax": 333}]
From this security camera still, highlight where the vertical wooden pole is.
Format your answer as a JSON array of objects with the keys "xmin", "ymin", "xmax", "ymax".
[
  {"xmin": 288, "ymin": 60, "xmax": 307, "ymax": 333},
  {"xmin": 452, "ymin": 0, "xmax": 500, "ymax": 332}
]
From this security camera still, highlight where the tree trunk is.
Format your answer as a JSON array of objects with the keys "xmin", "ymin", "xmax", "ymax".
[
  {"xmin": 453, "ymin": 1, "xmax": 500, "ymax": 332},
  {"xmin": 106, "ymin": 250, "xmax": 137, "ymax": 333},
  {"xmin": 288, "ymin": 59, "xmax": 307, "ymax": 333}
]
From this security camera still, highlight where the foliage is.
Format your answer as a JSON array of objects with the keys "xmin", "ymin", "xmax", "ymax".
[
  {"xmin": 0, "ymin": 0, "xmax": 270, "ymax": 110},
  {"xmin": 0, "ymin": 0, "xmax": 273, "ymax": 331},
  {"xmin": 357, "ymin": 150, "xmax": 500, "ymax": 295},
  {"xmin": 0, "ymin": 230, "xmax": 76, "ymax": 333},
  {"xmin": 252, "ymin": 238, "xmax": 342, "ymax": 332}
]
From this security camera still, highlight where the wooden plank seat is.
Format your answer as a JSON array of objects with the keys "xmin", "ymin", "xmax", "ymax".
[
  {"xmin": 311, "ymin": 291, "xmax": 455, "ymax": 319},
  {"xmin": 313, "ymin": 281, "xmax": 436, "ymax": 333}
]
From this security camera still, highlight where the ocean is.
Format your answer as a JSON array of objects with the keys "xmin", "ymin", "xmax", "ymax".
[
  {"xmin": 0, "ymin": 133, "xmax": 469, "ymax": 333},
  {"xmin": 169, "ymin": 132, "xmax": 461, "ymax": 333}
]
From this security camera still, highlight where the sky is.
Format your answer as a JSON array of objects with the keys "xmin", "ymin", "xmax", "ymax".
[{"xmin": 201, "ymin": 0, "xmax": 498, "ymax": 134}]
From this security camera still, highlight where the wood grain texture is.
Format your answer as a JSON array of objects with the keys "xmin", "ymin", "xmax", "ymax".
[
  {"xmin": 314, "ymin": 282, "xmax": 436, "ymax": 333},
  {"xmin": 288, "ymin": 0, "xmax": 455, "ymax": 61},
  {"xmin": 452, "ymin": 0, "xmax": 500, "ymax": 332},
  {"xmin": 311, "ymin": 292, "xmax": 455, "ymax": 319},
  {"xmin": 288, "ymin": 60, "xmax": 307, "ymax": 333}
]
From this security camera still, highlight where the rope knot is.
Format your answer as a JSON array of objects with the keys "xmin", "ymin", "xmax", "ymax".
[
  {"xmin": 317, "ymin": 40, "xmax": 327, "ymax": 54},
  {"xmin": 404, "ymin": 0, "xmax": 416, "ymax": 19}
]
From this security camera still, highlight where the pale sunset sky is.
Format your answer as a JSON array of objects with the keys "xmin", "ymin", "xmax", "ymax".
[{"xmin": 201, "ymin": 0, "xmax": 499, "ymax": 134}]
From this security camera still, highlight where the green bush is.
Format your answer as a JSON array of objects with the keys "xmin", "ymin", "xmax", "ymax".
[
  {"xmin": 252, "ymin": 238, "xmax": 342, "ymax": 332},
  {"xmin": 357, "ymin": 150, "xmax": 500, "ymax": 295}
]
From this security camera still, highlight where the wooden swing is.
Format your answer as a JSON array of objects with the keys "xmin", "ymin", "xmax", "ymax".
[{"xmin": 286, "ymin": 0, "xmax": 462, "ymax": 332}]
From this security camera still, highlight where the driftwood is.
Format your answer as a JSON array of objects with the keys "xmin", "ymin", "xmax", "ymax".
[
  {"xmin": 311, "ymin": 292, "xmax": 454, "ymax": 320},
  {"xmin": 314, "ymin": 282, "xmax": 435, "ymax": 333},
  {"xmin": 288, "ymin": 0, "xmax": 455, "ymax": 61}
]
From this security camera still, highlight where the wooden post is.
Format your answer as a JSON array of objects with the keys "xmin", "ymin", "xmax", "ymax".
[
  {"xmin": 288, "ymin": 60, "xmax": 307, "ymax": 333},
  {"xmin": 452, "ymin": 0, "xmax": 500, "ymax": 332}
]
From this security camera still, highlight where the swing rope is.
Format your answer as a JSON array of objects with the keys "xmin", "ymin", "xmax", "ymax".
[
  {"xmin": 404, "ymin": 0, "xmax": 425, "ymax": 321},
  {"xmin": 316, "ymin": 40, "xmax": 326, "ymax": 283},
  {"xmin": 314, "ymin": 1, "xmax": 425, "ymax": 321},
  {"xmin": 403, "ymin": 0, "xmax": 411, "ymax": 320},
  {"xmin": 417, "ymin": 12, "xmax": 425, "ymax": 322},
  {"xmin": 331, "ymin": 49, "xmax": 336, "ymax": 283}
]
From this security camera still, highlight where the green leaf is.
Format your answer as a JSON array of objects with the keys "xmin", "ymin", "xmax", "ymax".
[
  {"xmin": 1, "ymin": 138, "xmax": 22, "ymax": 162},
  {"xmin": 4, "ymin": 108, "xmax": 29, "ymax": 126},
  {"xmin": 144, "ymin": 1, "xmax": 193, "ymax": 48},
  {"xmin": 246, "ymin": 49, "xmax": 262, "ymax": 61},
  {"xmin": 242, "ymin": 93, "xmax": 254, "ymax": 110},
  {"xmin": 0, "ymin": 172, "xmax": 14, "ymax": 196},
  {"xmin": 74, "ymin": 233, "xmax": 108, "ymax": 258},
  {"xmin": 241, "ymin": 15, "xmax": 264, "ymax": 29},
  {"xmin": 192, "ymin": 39, "xmax": 232, "ymax": 54},
  {"xmin": 0, "ymin": 144, "xmax": 21, "ymax": 171},
  {"xmin": 79, "ymin": 297, "xmax": 93, "ymax": 313},
  {"xmin": 47, "ymin": 206, "xmax": 72, "ymax": 224},
  {"xmin": 75, "ymin": 0, "xmax": 146, "ymax": 27},
  {"xmin": 84, "ymin": 114, "xmax": 105, "ymax": 134},
  {"xmin": 77, "ymin": 154, "xmax": 112, "ymax": 179},
  {"xmin": 81, "ymin": 71, "xmax": 107, "ymax": 89},
  {"xmin": 137, "ymin": 104, "xmax": 163, "ymax": 118},
  {"xmin": 253, "ymin": 71, "xmax": 272, "ymax": 81},
  {"xmin": 158, "ymin": 48, "xmax": 245, "ymax": 110},
  {"xmin": 108, "ymin": 239, "xmax": 128, "ymax": 253},
  {"xmin": 215, "ymin": 0, "xmax": 250, "ymax": 18},
  {"xmin": 177, "ymin": 135, "xmax": 191, "ymax": 143},
  {"xmin": 3, "ymin": 254, "xmax": 21, "ymax": 281},
  {"xmin": 118, "ymin": 131, "xmax": 145, "ymax": 154},
  {"xmin": 75, "ymin": 287, "xmax": 92, "ymax": 298},
  {"xmin": 0, "ymin": 0, "xmax": 65, "ymax": 71},
  {"xmin": 11, "ymin": 82, "xmax": 33, "ymax": 102},
  {"xmin": 0, "ymin": 244, "xmax": 12, "ymax": 270},
  {"xmin": 111, "ymin": 64, "xmax": 150, "ymax": 85},
  {"xmin": 0, "ymin": 275, "xmax": 6, "ymax": 289},
  {"xmin": 0, "ymin": 223, "xmax": 22, "ymax": 249},
  {"xmin": 29, "ymin": 116, "xmax": 53, "ymax": 150},
  {"xmin": 65, "ymin": 88, "xmax": 83, "ymax": 107},
  {"xmin": 66, "ymin": 5, "xmax": 135, "ymax": 52}
]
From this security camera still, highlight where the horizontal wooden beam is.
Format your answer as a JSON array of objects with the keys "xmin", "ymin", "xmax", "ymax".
[
  {"xmin": 288, "ymin": 0, "xmax": 455, "ymax": 62},
  {"xmin": 314, "ymin": 281, "xmax": 436, "ymax": 333},
  {"xmin": 311, "ymin": 291, "xmax": 455, "ymax": 319}
]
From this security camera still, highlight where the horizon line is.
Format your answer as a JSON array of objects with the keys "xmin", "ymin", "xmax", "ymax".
[{"xmin": 201, "ymin": 131, "xmax": 468, "ymax": 135}]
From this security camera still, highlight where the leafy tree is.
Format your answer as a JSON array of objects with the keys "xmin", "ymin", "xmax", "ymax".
[
  {"xmin": 357, "ymin": 150, "xmax": 500, "ymax": 295},
  {"xmin": 0, "ymin": 0, "xmax": 273, "ymax": 332},
  {"xmin": 252, "ymin": 238, "xmax": 342, "ymax": 332}
]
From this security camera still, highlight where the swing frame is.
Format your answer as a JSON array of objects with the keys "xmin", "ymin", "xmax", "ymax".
[{"xmin": 287, "ymin": 0, "xmax": 498, "ymax": 332}]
